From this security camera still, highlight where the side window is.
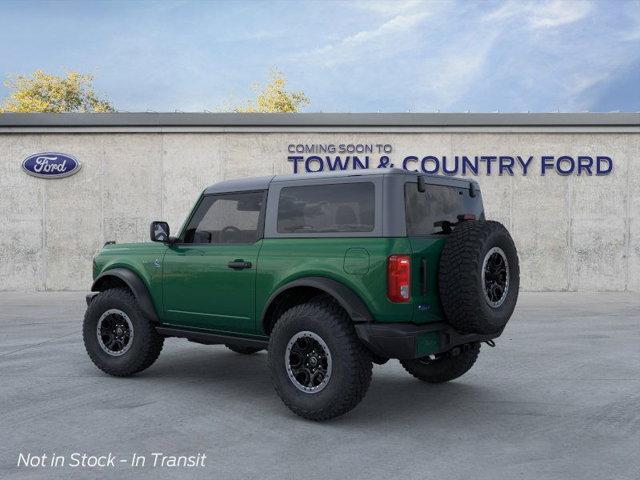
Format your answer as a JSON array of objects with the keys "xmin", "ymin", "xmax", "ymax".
[
  {"xmin": 182, "ymin": 191, "xmax": 265, "ymax": 244},
  {"xmin": 277, "ymin": 182, "xmax": 375, "ymax": 234}
]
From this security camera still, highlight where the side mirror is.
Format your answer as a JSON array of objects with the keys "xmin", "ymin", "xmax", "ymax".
[{"xmin": 150, "ymin": 221, "xmax": 170, "ymax": 243}]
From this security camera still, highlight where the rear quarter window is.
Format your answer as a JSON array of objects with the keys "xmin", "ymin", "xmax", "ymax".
[
  {"xmin": 405, "ymin": 182, "xmax": 483, "ymax": 235},
  {"xmin": 277, "ymin": 182, "xmax": 375, "ymax": 234}
]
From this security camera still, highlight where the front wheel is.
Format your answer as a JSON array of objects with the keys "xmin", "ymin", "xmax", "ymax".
[
  {"xmin": 83, "ymin": 288, "xmax": 164, "ymax": 377},
  {"xmin": 268, "ymin": 299, "xmax": 372, "ymax": 421},
  {"xmin": 400, "ymin": 342, "xmax": 480, "ymax": 383}
]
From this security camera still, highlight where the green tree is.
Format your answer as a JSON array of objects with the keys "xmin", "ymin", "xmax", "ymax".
[
  {"xmin": 0, "ymin": 70, "xmax": 114, "ymax": 113},
  {"xmin": 234, "ymin": 70, "xmax": 309, "ymax": 113}
]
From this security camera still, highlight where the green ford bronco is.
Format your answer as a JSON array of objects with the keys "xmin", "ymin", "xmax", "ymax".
[{"xmin": 84, "ymin": 169, "xmax": 519, "ymax": 420}]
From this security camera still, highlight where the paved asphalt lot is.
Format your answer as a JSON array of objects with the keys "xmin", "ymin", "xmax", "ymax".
[{"xmin": 1, "ymin": 291, "xmax": 639, "ymax": 480}]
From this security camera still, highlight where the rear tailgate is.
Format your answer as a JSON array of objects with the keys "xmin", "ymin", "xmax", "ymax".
[{"xmin": 405, "ymin": 180, "xmax": 484, "ymax": 324}]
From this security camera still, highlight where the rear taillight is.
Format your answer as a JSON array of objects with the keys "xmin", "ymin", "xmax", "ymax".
[{"xmin": 387, "ymin": 255, "xmax": 411, "ymax": 302}]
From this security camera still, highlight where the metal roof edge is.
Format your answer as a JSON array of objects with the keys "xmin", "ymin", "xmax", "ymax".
[{"xmin": 0, "ymin": 112, "xmax": 638, "ymax": 128}]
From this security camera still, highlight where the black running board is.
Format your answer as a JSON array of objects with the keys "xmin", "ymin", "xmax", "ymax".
[{"xmin": 155, "ymin": 326, "xmax": 269, "ymax": 349}]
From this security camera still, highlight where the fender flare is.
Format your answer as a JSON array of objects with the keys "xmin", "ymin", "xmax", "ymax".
[
  {"xmin": 261, "ymin": 276, "xmax": 373, "ymax": 332},
  {"xmin": 91, "ymin": 267, "xmax": 160, "ymax": 323}
]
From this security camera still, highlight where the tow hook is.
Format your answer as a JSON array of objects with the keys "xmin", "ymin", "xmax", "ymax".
[{"xmin": 484, "ymin": 340, "xmax": 496, "ymax": 348}]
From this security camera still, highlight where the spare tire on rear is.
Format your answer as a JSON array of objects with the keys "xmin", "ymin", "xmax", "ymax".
[{"xmin": 438, "ymin": 220, "xmax": 519, "ymax": 334}]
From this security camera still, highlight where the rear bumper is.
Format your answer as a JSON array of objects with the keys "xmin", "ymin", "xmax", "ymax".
[{"xmin": 354, "ymin": 322, "xmax": 500, "ymax": 360}]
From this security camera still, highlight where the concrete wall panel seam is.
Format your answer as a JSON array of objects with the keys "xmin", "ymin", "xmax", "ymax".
[
  {"xmin": 160, "ymin": 133, "xmax": 165, "ymax": 220},
  {"xmin": 624, "ymin": 139, "xmax": 631, "ymax": 291},
  {"xmin": 566, "ymin": 140, "xmax": 574, "ymax": 292},
  {"xmin": 42, "ymin": 134, "xmax": 48, "ymax": 292},
  {"xmin": 100, "ymin": 137, "xmax": 105, "ymax": 250}
]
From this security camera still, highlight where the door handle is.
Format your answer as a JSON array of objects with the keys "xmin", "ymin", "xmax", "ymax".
[{"xmin": 227, "ymin": 259, "xmax": 252, "ymax": 270}]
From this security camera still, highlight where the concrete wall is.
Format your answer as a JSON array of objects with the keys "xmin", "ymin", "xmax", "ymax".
[{"xmin": 0, "ymin": 131, "xmax": 638, "ymax": 291}]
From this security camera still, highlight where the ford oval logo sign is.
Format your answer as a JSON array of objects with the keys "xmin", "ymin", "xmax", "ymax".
[{"xmin": 22, "ymin": 152, "xmax": 81, "ymax": 179}]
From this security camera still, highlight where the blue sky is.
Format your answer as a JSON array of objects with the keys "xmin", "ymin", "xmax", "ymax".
[{"xmin": 0, "ymin": 0, "xmax": 638, "ymax": 112}]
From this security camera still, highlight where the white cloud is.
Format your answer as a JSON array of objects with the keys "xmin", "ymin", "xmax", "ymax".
[
  {"xmin": 290, "ymin": 0, "xmax": 634, "ymax": 112},
  {"xmin": 416, "ymin": 0, "xmax": 601, "ymax": 110},
  {"xmin": 351, "ymin": 0, "xmax": 431, "ymax": 16},
  {"xmin": 475, "ymin": 0, "xmax": 638, "ymax": 111},
  {"xmin": 300, "ymin": 11, "xmax": 430, "ymax": 66},
  {"xmin": 483, "ymin": 0, "xmax": 592, "ymax": 29},
  {"xmin": 620, "ymin": 0, "xmax": 640, "ymax": 41},
  {"xmin": 566, "ymin": 71, "xmax": 612, "ymax": 98},
  {"xmin": 419, "ymin": 29, "xmax": 500, "ymax": 109},
  {"xmin": 482, "ymin": 0, "xmax": 525, "ymax": 23},
  {"xmin": 530, "ymin": 0, "xmax": 592, "ymax": 28}
]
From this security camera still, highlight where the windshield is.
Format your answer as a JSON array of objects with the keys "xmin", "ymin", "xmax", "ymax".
[{"xmin": 405, "ymin": 182, "xmax": 484, "ymax": 235}]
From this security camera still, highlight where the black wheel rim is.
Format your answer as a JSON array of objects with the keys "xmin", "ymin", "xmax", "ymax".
[
  {"xmin": 482, "ymin": 247, "xmax": 509, "ymax": 308},
  {"xmin": 285, "ymin": 331, "xmax": 332, "ymax": 394},
  {"xmin": 96, "ymin": 309, "xmax": 134, "ymax": 356}
]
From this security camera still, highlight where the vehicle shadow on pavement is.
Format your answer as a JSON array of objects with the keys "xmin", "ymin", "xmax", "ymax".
[
  {"xmin": 126, "ymin": 343, "xmax": 490, "ymax": 425},
  {"xmin": 349, "ymin": 375, "xmax": 487, "ymax": 424}
]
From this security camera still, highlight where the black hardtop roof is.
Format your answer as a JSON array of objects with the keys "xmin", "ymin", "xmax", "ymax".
[{"xmin": 203, "ymin": 169, "xmax": 478, "ymax": 194}]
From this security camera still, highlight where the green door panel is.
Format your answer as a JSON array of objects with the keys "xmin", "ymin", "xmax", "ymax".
[{"xmin": 162, "ymin": 241, "xmax": 262, "ymax": 333}]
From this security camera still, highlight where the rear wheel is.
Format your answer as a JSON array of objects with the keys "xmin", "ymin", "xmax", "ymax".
[
  {"xmin": 268, "ymin": 298, "xmax": 372, "ymax": 421},
  {"xmin": 400, "ymin": 342, "xmax": 480, "ymax": 383},
  {"xmin": 225, "ymin": 344, "xmax": 263, "ymax": 355},
  {"xmin": 83, "ymin": 288, "xmax": 164, "ymax": 377}
]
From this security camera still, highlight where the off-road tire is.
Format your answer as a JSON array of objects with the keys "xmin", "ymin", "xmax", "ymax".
[
  {"xmin": 438, "ymin": 220, "xmax": 519, "ymax": 334},
  {"xmin": 268, "ymin": 299, "xmax": 372, "ymax": 421},
  {"xmin": 83, "ymin": 288, "xmax": 164, "ymax": 377},
  {"xmin": 400, "ymin": 342, "xmax": 480, "ymax": 383},
  {"xmin": 225, "ymin": 344, "xmax": 263, "ymax": 355}
]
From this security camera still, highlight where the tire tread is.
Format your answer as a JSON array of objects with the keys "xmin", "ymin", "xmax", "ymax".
[
  {"xmin": 438, "ymin": 220, "xmax": 519, "ymax": 334},
  {"xmin": 269, "ymin": 298, "xmax": 372, "ymax": 421}
]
